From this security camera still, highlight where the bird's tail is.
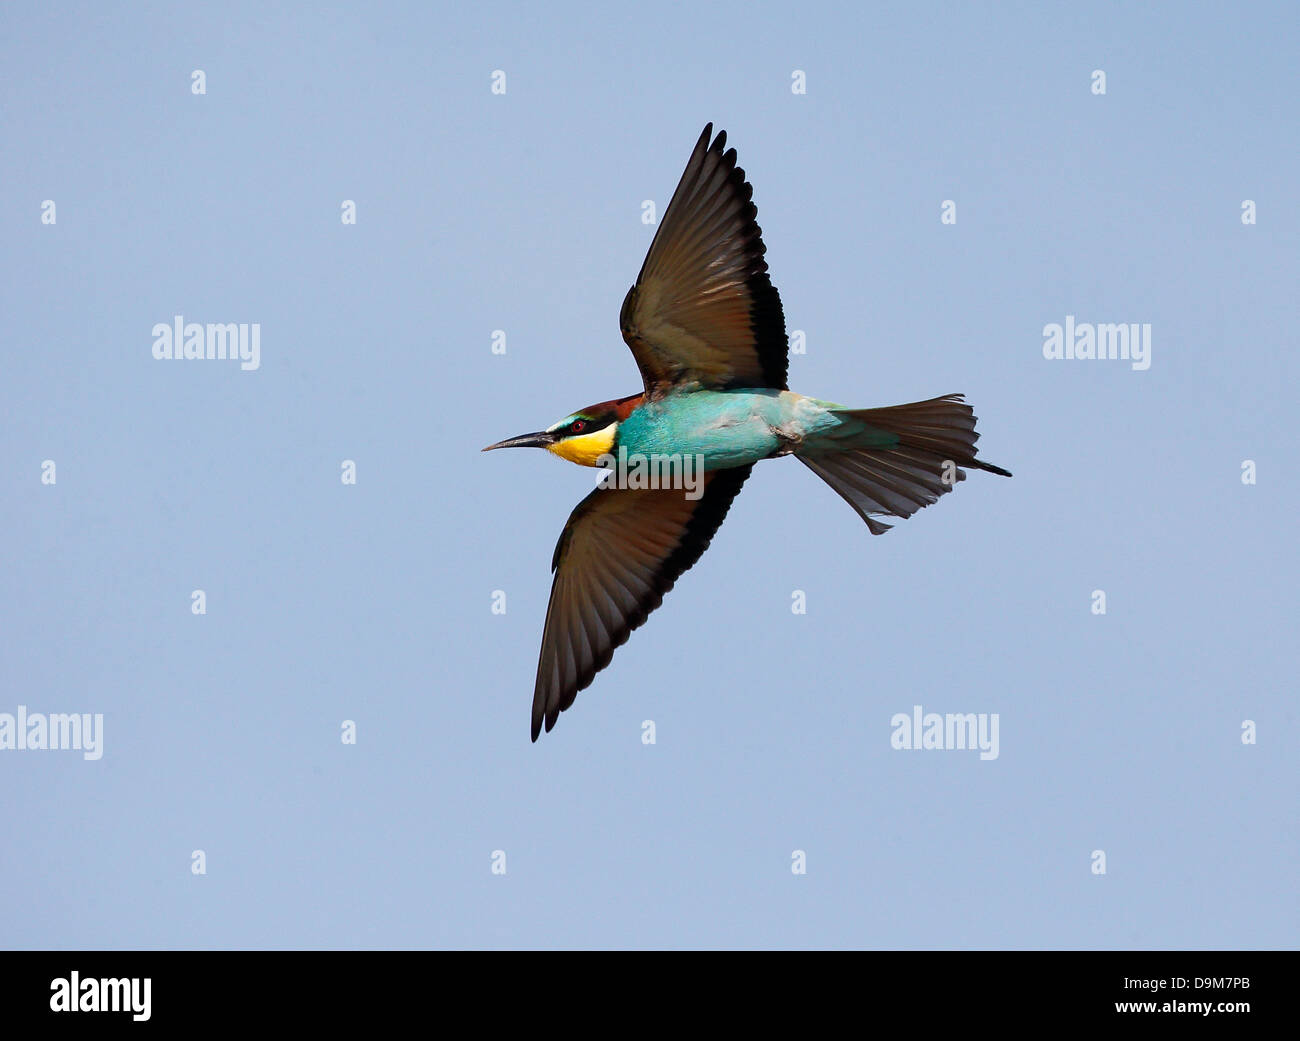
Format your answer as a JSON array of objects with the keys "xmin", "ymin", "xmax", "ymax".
[{"xmin": 797, "ymin": 393, "xmax": 1011, "ymax": 534}]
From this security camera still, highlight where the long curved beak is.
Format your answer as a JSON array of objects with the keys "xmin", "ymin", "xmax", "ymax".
[{"xmin": 482, "ymin": 430, "xmax": 556, "ymax": 452}]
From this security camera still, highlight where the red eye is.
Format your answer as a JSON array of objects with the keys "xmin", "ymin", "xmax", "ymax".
[{"xmin": 571, "ymin": 420, "xmax": 586, "ymax": 432}]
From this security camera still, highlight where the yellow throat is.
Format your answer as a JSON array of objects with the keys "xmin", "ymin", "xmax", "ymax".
[{"xmin": 546, "ymin": 424, "xmax": 618, "ymax": 467}]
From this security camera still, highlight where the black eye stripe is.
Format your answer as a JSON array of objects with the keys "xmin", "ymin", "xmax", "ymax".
[{"xmin": 569, "ymin": 416, "xmax": 613, "ymax": 435}]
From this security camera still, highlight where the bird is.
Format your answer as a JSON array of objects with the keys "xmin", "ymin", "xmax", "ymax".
[{"xmin": 484, "ymin": 123, "xmax": 1012, "ymax": 742}]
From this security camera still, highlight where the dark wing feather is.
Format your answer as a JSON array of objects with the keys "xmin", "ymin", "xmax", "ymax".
[
  {"xmin": 532, "ymin": 466, "xmax": 752, "ymax": 740},
  {"xmin": 620, "ymin": 124, "xmax": 788, "ymax": 395}
]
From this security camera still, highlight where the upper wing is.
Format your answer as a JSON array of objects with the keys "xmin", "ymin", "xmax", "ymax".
[
  {"xmin": 532, "ymin": 465, "xmax": 752, "ymax": 740},
  {"xmin": 619, "ymin": 124, "xmax": 788, "ymax": 396}
]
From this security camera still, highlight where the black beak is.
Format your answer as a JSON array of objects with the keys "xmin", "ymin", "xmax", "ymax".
[{"xmin": 482, "ymin": 431, "xmax": 556, "ymax": 452}]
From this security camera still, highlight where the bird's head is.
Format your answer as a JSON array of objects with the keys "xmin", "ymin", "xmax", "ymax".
[{"xmin": 483, "ymin": 397, "xmax": 636, "ymax": 468}]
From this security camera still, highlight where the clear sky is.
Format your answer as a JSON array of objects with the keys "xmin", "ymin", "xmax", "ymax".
[{"xmin": 2, "ymin": 1, "xmax": 1296, "ymax": 949}]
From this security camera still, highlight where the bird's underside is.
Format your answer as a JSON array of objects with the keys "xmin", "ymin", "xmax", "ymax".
[{"xmin": 485, "ymin": 124, "xmax": 1012, "ymax": 741}]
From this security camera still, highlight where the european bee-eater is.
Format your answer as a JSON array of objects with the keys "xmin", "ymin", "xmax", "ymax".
[{"xmin": 485, "ymin": 124, "xmax": 1011, "ymax": 741}]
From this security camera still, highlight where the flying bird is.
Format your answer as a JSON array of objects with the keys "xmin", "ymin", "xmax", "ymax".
[{"xmin": 485, "ymin": 124, "xmax": 1012, "ymax": 741}]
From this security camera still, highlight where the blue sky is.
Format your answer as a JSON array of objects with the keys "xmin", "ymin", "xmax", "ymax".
[{"xmin": 1, "ymin": 1, "xmax": 1295, "ymax": 948}]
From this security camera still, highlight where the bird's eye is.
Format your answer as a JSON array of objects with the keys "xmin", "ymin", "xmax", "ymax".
[{"xmin": 571, "ymin": 419, "xmax": 586, "ymax": 433}]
